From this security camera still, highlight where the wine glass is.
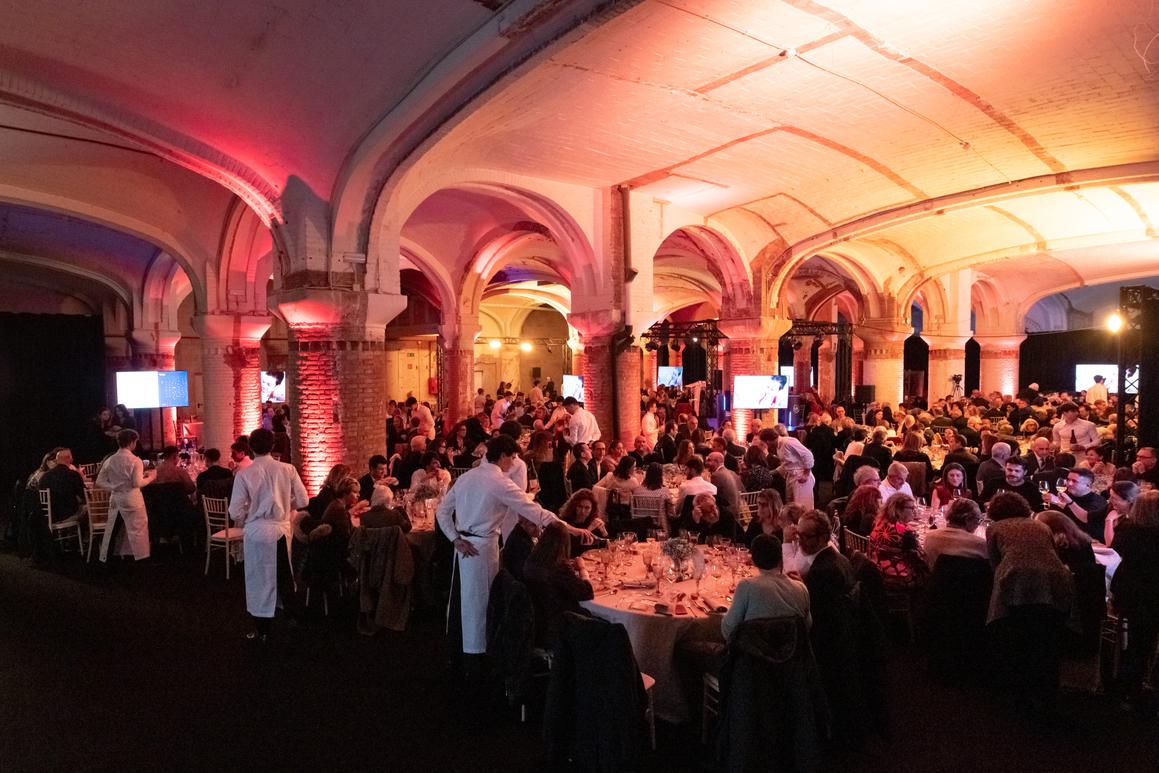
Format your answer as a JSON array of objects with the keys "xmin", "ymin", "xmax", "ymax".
[{"xmin": 1038, "ymin": 480, "xmax": 1051, "ymax": 498}]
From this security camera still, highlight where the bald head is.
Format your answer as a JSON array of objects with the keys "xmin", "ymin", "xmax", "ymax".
[
  {"xmin": 706, "ymin": 452, "xmax": 725, "ymax": 472},
  {"xmin": 990, "ymin": 442, "xmax": 1012, "ymax": 462}
]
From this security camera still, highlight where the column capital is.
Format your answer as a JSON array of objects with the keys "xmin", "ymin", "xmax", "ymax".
[
  {"xmin": 717, "ymin": 315, "xmax": 792, "ymax": 341},
  {"xmin": 975, "ymin": 334, "xmax": 1027, "ymax": 355},
  {"xmin": 568, "ymin": 309, "xmax": 623, "ymax": 340},
  {"xmin": 923, "ymin": 333, "xmax": 973, "ymax": 352},
  {"xmin": 271, "ymin": 287, "xmax": 406, "ymax": 332},
  {"xmin": 439, "ymin": 314, "xmax": 480, "ymax": 348},
  {"xmin": 193, "ymin": 313, "xmax": 271, "ymax": 344},
  {"xmin": 129, "ymin": 328, "xmax": 180, "ymax": 355}
]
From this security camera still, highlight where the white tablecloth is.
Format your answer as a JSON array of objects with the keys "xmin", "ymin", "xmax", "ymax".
[{"xmin": 579, "ymin": 550, "xmax": 739, "ymax": 723}]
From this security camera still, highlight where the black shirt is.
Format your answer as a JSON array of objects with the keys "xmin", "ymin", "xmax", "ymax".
[
  {"xmin": 1063, "ymin": 491, "xmax": 1109, "ymax": 542},
  {"xmin": 979, "ymin": 478, "xmax": 1044, "ymax": 511},
  {"xmin": 39, "ymin": 465, "xmax": 87, "ymax": 520}
]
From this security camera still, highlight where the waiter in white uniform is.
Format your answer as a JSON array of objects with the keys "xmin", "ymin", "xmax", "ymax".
[
  {"xmin": 437, "ymin": 435, "xmax": 595, "ymax": 659},
  {"xmin": 229, "ymin": 428, "xmax": 308, "ymax": 640},
  {"xmin": 98, "ymin": 429, "xmax": 155, "ymax": 562},
  {"xmin": 562, "ymin": 396, "xmax": 601, "ymax": 445}
]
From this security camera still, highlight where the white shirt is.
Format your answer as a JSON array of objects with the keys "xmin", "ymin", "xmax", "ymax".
[
  {"xmin": 878, "ymin": 479, "xmax": 914, "ymax": 501},
  {"xmin": 232, "ymin": 455, "xmax": 253, "ymax": 472},
  {"xmin": 777, "ymin": 436, "xmax": 815, "ymax": 473},
  {"xmin": 437, "ymin": 460, "xmax": 558, "ymax": 542},
  {"xmin": 96, "ymin": 448, "xmax": 147, "ymax": 494},
  {"xmin": 499, "ymin": 456, "xmax": 532, "ymax": 540},
  {"xmin": 491, "ymin": 399, "xmax": 510, "ymax": 428},
  {"xmin": 1051, "ymin": 417, "xmax": 1100, "ymax": 452},
  {"xmin": 473, "ymin": 393, "xmax": 486, "ymax": 414},
  {"xmin": 415, "ymin": 403, "xmax": 436, "ymax": 440},
  {"xmin": 529, "ymin": 387, "xmax": 543, "ymax": 404},
  {"xmin": 1086, "ymin": 382, "xmax": 1108, "ymax": 405},
  {"xmin": 641, "ymin": 411, "xmax": 659, "ymax": 445},
  {"xmin": 566, "ymin": 407, "xmax": 601, "ymax": 445},
  {"xmin": 676, "ymin": 475, "xmax": 717, "ymax": 513},
  {"xmin": 410, "ymin": 467, "xmax": 451, "ymax": 493},
  {"xmin": 229, "ymin": 455, "xmax": 308, "ymax": 528}
]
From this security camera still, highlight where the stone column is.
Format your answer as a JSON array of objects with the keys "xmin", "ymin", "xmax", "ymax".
[
  {"xmin": 719, "ymin": 317, "xmax": 790, "ymax": 439},
  {"xmin": 104, "ymin": 335, "xmax": 133, "ymax": 407},
  {"xmin": 924, "ymin": 333, "xmax": 972, "ymax": 402},
  {"xmin": 130, "ymin": 328, "xmax": 181, "ymax": 447},
  {"xmin": 817, "ymin": 339, "xmax": 836, "ymax": 404},
  {"xmin": 274, "ymin": 288, "xmax": 406, "ymax": 494},
  {"xmin": 439, "ymin": 317, "xmax": 479, "ymax": 428},
  {"xmin": 568, "ymin": 338, "xmax": 584, "ymax": 377},
  {"xmin": 792, "ymin": 341, "xmax": 812, "ymax": 392},
  {"xmin": 194, "ymin": 313, "xmax": 272, "ymax": 453},
  {"xmin": 641, "ymin": 346, "xmax": 657, "ymax": 391},
  {"xmin": 569, "ymin": 311, "xmax": 639, "ymax": 446},
  {"xmin": 976, "ymin": 335, "xmax": 1025, "ymax": 397},
  {"xmin": 857, "ymin": 323, "xmax": 909, "ymax": 406}
]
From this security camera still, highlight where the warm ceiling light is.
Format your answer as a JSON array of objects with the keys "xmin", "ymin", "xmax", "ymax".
[
  {"xmin": 1107, "ymin": 313, "xmax": 1124, "ymax": 334},
  {"xmin": 520, "ymin": 341, "xmax": 532, "ymax": 352},
  {"xmin": 489, "ymin": 339, "xmax": 502, "ymax": 349}
]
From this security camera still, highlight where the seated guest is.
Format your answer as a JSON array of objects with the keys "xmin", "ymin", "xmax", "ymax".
[
  {"xmin": 985, "ymin": 492, "xmax": 1073, "ymax": 704},
  {"xmin": 673, "ymin": 493, "xmax": 739, "ymax": 543},
  {"xmin": 195, "ymin": 448, "xmax": 234, "ymax": 498},
  {"xmin": 740, "ymin": 445, "xmax": 777, "ymax": 492},
  {"xmin": 943, "ymin": 432, "xmax": 979, "ymax": 469},
  {"xmin": 706, "ymin": 452, "xmax": 743, "ymax": 518},
  {"xmin": 305, "ymin": 463, "xmax": 351, "ymax": 521},
  {"xmin": 229, "ymin": 439, "xmax": 252, "ymax": 472},
  {"xmin": 1109, "ymin": 491, "xmax": 1159, "ymax": 709},
  {"xmin": 566, "ymin": 442, "xmax": 599, "ymax": 493},
  {"xmin": 710, "ymin": 437, "xmax": 740, "ymax": 473},
  {"xmin": 1103, "ymin": 480, "xmax": 1140, "ymax": 547},
  {"xmin": 673, "ymin": 439, "xmax": 696, "ymax": 467},
  {"xmin": 743, "ymin": 488, "xmax": 783, "ymax": 547},
  {"xmin": 777, "ymin": 503, "xmax": 810, "ymax": 575},
  {"xmin": 627, "ymin": 435, "xmax": 657, "ymax": 468},
  {"xmin": 861, "ymin": 428, "xmax": 894, "ymax": 474},
  {"xmin": 596, "ymin": 455, "xmax": 641, "ymax": 505},
  {"xmin": 1035, "ymin": 510, "xmax": 1096, "ymax": 571},
  {"xmin": 360, "ymin": 484, "xmax": 411, "ymax": 532},
  {"xmin": 523, "ymin": 521, "xmax": 594, "ymax": 648},
  {"xmin": 500, "ymin": 518, "xmax": 540, "ymax": 582},
  {"xmin": 38, "ymin": 447, "xmax": 87, "ymax": 522},
  {"xmin": 393, "ymin": 436, "xmax": 428, "ymax": 490},
  {"xmin": 359, "ymin": 454, "xmax": 396, "ymax": 501},
  {"xmin": 722, "ymin": 534, "xmax": 812, "ymax": 641},
  {"xmin": 675, "ymin": 455, "xmax": 717, "ymax": 513},
  {"xmin": 410, "ymin": 451, "xmax": 452, "ymax": 495},
  {"xmin": 1129, "ymin": 446, "xmax": 1159, "ymax": 488},
  {"xmin": 631, "ymin": 462, "xmax": 674, "ymax": 531},
  {"xmin": 923, "ymin": 498, "xmax": 988, "ymax": 569},
  {"xmin": 151, "ymin": 445, "xmax": 195, "ymax": 494},
  {"xmin": 878, "ymin": 461, "xmax": 914, "ymax": 501},
  {"xmin": 869, "ymin": 493, "xmax": 928, "ymax": 588},
  {"xmin": 1025, "ymin": 436, "xmax": 1055, "ymax": 477},
  {"xmin": 1044, "ymin": 467, "xmax": 1108, "ymax": 542},
  {"xmin": 893, "ymin": 431, "xmax": 934, "ymax": 482},
  {"xmin": 930, "ymin": 462, "xmax": 973, "ymax": 511},
  {"xmin": 558, "ymin": 489, "xmax": 606, "ymax": 556},
  {"xmin": 979, "ymin": 456, "xmax": 1044, "ymax": 510},
  {"xmin": 976, "ymin": 441, "xmax": 1012, "ymax": 495},
  {"xmin": 843, "ymin": 483, "xmax": 883, "ymax": 537}
]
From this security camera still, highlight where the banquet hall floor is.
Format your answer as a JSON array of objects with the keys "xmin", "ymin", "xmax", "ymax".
[{"xmin": 2, "ymin": 543, "xmax": 1157, "ymax": 773}]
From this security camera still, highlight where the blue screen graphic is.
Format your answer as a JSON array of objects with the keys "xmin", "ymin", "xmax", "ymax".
[{"xmin": 157, "ymin": 370, "xmax": 190, "ymax": 408}]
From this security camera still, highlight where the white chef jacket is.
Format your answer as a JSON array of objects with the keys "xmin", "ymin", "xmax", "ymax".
[
  {"xmin": 415, "ymin": 403, "xmax": 436, "ymax": 440},
  {"xmin": 97, "ymin": 448, "xmax": 151, "ymax": 561},
  {"xmin": 566, "ymin": 407, "xmax": 601, "ymax": 445},
  {"xmin": 529, "ymin": 387, "xmax": 543, "ymax": 404},
  {"xmin": 490, "ymin": 398, "xmax": 510, "ymax": 429},
  {"xmin": 641, "ymin": 411, "xmax": 659, "ymax": 448},
  {"xmin": 473, "ymin": 393, "xmax": 486, "ymax": 414},
  {"xmin": 777, "ymin": 436, "xmax": 815, "ymax": 473},
  {"xmin": 229, "ymin": 454, "xmax": 308, "ymax": 618},
  {"xmin": 1051, "ymin": 418, "xmax": 1099, "ymax": 452},
  {"xmin": 1086, "ymin": 382, "xmax": 1108, "ymax": 405},
  {"xmin": 437, "ymin": 461, "xmax": 561, "ymax": 653}
]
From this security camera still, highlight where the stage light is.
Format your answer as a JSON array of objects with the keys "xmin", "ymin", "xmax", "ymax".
[
  {"xmin": 691, "ymin": 336, "xmax": 699, "ymax": 343},
  {"xmin": 520, "ymin": 341, "xmax": 532, "ymax": 352},
  {"xmin": 489, "ymin": 339, "xmax": 501, "ymax": 349},
  {"xmin": 1107, "ymin": 312, "xmax": 1123, "ymax": 333}
]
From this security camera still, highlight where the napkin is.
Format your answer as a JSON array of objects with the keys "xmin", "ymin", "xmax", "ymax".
[
  {"xmin": 620, "ymin": 580, "xmax": 655, "ymax": 589},
  {"xmin": 654, "ymin": 602, "xmax": 689, "ymax": 616},
  {"xmin": 700, "ymin": 594, "xmax": 728, "ymax": 613}
]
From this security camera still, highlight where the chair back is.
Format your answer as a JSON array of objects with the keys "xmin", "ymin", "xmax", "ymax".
[
  {"xmin": 84, "ymin": 487, "xmax": 112, "ymax": 528},
  {"xmin": 630, "ymin": 494, "xmax": 664, "ymax": 524},
  {"xmin": 900, "ymin": 462, "xmax": 928, "ymax": 498},
  {"xmin": 38, "ymin": 488, "xmax": 54, "ymax": 524},
  {"xmin": 738, "ymin": 491, "xmax": 761, "ymax": 526},
  {"xmin": 450, "ymin": 466, "xmax": 472, "ymax": 480},
  {"xmin": 844, "ymin": 529, "xmax": 869, "ymax": 556},
  {"xmin": 79, "ymin": 462, "xmax": 102, "ymax": 480},
  {"xmin": 202, "ymin": 496, "xmax": 230, "ymax": 536}
]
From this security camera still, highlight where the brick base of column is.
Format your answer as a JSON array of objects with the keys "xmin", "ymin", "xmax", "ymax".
[
  {"xmin": 441, "ymin": 345, "xmax": 474, "ymax": 427},
  {"xmin": 201, "ymin": 340, "xmax": 263, "ymax": 452},
  {"xmin": 581, "ymin": 337, "xmax": 612, "ymax": 439}
]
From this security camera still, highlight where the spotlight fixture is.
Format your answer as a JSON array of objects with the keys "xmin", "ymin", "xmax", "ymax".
[
  {"xmin": 520, "ymin": 341, "xmax": 532, "ymax": 352},
  {"xmin": 670, "ymin": 340, "xmax": 682, "ymax": 352},
  {"xmin": 691, "ymin": 336, "xmax": 699, "ymax": 343},
  {"xmin": 489, "ymin": 339, "xmax": 501, "ymax": 350},
  {"xmin": 791, "ymin": 338, "xmax": 803, "ymax": 351},
  {"xmin": 1107, "ymin": 312, "xmax": 1124, "ymax": 334}
]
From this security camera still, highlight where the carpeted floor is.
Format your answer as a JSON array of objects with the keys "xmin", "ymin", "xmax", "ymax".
[{"xmin": 2, "ymin": 543, "xmax": 1156, "ymax": 773}]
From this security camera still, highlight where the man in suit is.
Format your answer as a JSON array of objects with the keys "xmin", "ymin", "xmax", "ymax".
[
  {"xmin": 1024, "ymin": 436, "xmax": 1054, "ymax": 477},
  {"xmin": 655, "ymin": 420, "xmax": 678, "ymax": 464},
  {"xmin": 861, "ymin": 428, "xmax": 893, "ymax": 473}
]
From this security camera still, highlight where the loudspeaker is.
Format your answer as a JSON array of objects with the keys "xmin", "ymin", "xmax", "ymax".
[
  {"xmin": 854, "ymin": 385, "xmax": 876, "ymax": 403},
  {"xmin": 712, "ymin": 369, "xmax": 723, "ymax": 391},
  {"xmin": 532, "ymin": 367, "xmax": 541, "ymax": 380}
]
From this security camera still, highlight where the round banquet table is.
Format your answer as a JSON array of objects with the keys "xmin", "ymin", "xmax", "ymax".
[{"xmin": 579, "ymin": 546, "xmax": 749, "ymax": 723}]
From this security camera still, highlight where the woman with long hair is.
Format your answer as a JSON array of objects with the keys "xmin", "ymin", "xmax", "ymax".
[
  {"xmin": 305, "ymin": 463, "xmax": 351, "ymax": 521},
  {"xmin": 1035, "ymin": 510, "xmax": 1096, "ymax": 570},
  {"xmin": 674, "ymin": 438, "xmax": 696, "ymax": 467},
  {"xmin": 631, "ymin": 462, "xmax": 673, "ymax": 532},
  {"xmin": 930, "ymin": 462, "xmax": 972, "ymax": 511},
  {"xmin": 741, "ymin": 445, "xmax": 777, "ymax": 492},
  {"xmin": 743, "ymin": 488, "xmax": 783, "ymax": 547},
  {"xmin": 1111, "ymin": 490, "xmax": 1159, "ymax": 709},
  {"xmin": 843, "ymin": 483, "xmax": 883, "ymax": 536},
  {"xmin": 893, "ymin": 431, "xmax": 934, "ymax": 482},
  {"xmin": 523, "ymin": 521, "xmax": 594, "ymax": 648},
  {"xmin": 1103, "ymin": 480, "xmax": 1140, "ymax": 547}
]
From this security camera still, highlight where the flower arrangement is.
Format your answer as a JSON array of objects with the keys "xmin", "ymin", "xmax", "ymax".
[
  {"xmin": 661, "ymin": 538, "xmax": 695, "ymax": 581},
  {"xmin": 411, "ymin": 480, "xmax": 442, "ymax": 503}
]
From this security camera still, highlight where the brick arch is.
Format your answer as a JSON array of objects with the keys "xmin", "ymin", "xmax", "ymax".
[
  {"xmin": 762, "ymin": 243, "xmax": 885, "ymax": 318},
  {"xmin": 654, "ymin": 225, "xmax": 754, "ymax": 315},
  {"xmin": 140, "ymin": 252, "xmax": 191, "ymax": 332}
]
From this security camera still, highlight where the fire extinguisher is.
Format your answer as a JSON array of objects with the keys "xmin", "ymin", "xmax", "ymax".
[{"xmin": 427, "ymin": 376, "xmax": 439, "ymax": 395}]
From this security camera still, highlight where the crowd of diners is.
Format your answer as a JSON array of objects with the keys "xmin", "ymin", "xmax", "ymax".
[{"xmin": 11, "ymin": 373, "xmax": 1159, "ymax": 757}]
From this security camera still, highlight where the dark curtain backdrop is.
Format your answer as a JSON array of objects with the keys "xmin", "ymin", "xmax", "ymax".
[
  {"xmin": 1019, "ymin": 329, "xmax": 1118, "ymax": 393},
  {"xmin": 0, "ymin": 313, "xmax": 105, "ymax": 512}
]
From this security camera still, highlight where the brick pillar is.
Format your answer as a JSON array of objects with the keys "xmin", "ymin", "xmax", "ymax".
[
  {"xmin": 976, "ymin": 335, "xmax": 1025, "ymax": 397},
  {"xmin": 857, "ymin": 323, "xmax": 909, "ymax": 406},
  {"xmin": 817, "ymin": 339, "xmax": 836, "ymax": 404},
  {"xmin": 580, "ymin": 334, "xmax": 613, "ymax": 440},
  {"xmin": 719, "ymin": 317, "xmax": 789, "ymax": 439},
  {"xmin": 569, "ymin": 340, "xmax": 585, "ymax": 377},
  {"xmin": 104, "ymin": 335, "xmax": 133, "ymax": 407},
  {"xmin": 615, "ymin": 344, "xmax": 642, "ymax": 447},
  {"xmin": 792, "ymin": 342, "xmax": 811, "ymax": 392},
  {"xmin": 925, "ymin": 334, "xmax": 972, "ymax": 401},
  {"xmin": 274, "ymin": 288, "xmax": 406, "ymax": 494},
  {"xmin": 130, "ymin": 329, "xmax": 181, "ymax": 446},
  {"xmin": 641, "ymin": 347, "xmax": 657, "ymax": 391},
  {"xmin": 194, "ymin": 314, "xmax": 272, "ymax": 453}
]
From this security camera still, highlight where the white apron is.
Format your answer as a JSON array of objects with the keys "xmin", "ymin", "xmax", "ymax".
[
  {"xmin": 100, "ymin": 489, "xmax": 150, "ymax": 561},
  {"xmin": 785, "ymin": 471, "xmax": 816, "ymax": 510},
  {"xmin": 243, "ymin": 518, "xmax": 291, "ymax": 618},
  {"xmin": 452, "ymin": 534, "xmax": 501, "ymax": 654}
]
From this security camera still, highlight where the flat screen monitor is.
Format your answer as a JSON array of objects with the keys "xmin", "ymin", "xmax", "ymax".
[
  {"xmin": 1074, "ymin": 364, "xmax": 1133, "ymax": 395},
  {"xmin": 116, "ymin": 370, "xmax": 189, "ymax": 409},
  {"xmin": 733, "ymin": 374, "xmax": 789, "ymax": 410},
  {"xmin": 261, "ymin": 370, "xmax": 287, "ymax": 403},
  {"xmin": 562, "ymin": 374, "xmax": 585, "ymax": 403},
  {"xmin": 657, "ymin": 366, "xmax": 683, "ymax": 388},
  {"xmin": 778, "ymin": 365, "xmax": 814, "ymax": 385}
]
